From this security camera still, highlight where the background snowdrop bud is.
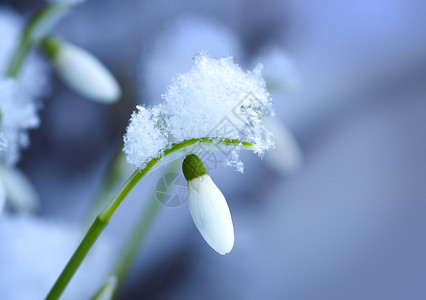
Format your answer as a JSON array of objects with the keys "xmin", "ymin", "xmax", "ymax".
[
  {"xmin": 263, "ymin": 117, "xmax": 303, "ymax": 175},
  {"xmin": 0, "ymin": 166, "xmax": 39, "ymax": 212},
  {"xmin": 40, "ymin": 36, "xmax": 121, "ymax": 103},
  {"xmin": 182, "ymin": 154, "xmax": 234, "ymax": 255},
  {"xmin": 0, "ymin": 181, "xmax": 5, "ymax": 215}
]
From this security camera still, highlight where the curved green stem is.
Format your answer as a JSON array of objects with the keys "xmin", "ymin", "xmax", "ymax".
[
  {"xmin": 111, "ymin": 162, "xmax": 179, "ymax": 295},
  {"xmin": 6, "ymin": 2, "xmax": 75, "ymax": 77},
  {"xmin": 46, "ymin": 138, "xmax": 254, "ymax": 300}
]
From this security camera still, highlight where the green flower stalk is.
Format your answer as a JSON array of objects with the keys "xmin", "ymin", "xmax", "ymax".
[
  {"xmin": 6, "ymin": 2, "xmax": 79, "ymax": 77},
  {"xmin": 47, "ymin": 53, "xmax": 274, "ymax": 299},
  {"xmin": 46, "ymin": 138, "xmax": 254, "ymax": 300}
]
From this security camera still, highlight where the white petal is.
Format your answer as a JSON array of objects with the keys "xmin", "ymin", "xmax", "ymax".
[
  {"xmin": 263, "ymin": 117, "xmax": 303, "ymax": 174},
  {"xmin": 0, "ymin": 166, "xmax": 39, "ymax": 212},
  {"xmin": 188, "ymin": 174, "xmax": 234, "ymax": 254},
  {"xmin": 0, "ymin": 180, "xmax": 5, "ymax": 215},
  {"xmin": 54, "ymin": 43, "xmax": 121, "ymax": 103}
]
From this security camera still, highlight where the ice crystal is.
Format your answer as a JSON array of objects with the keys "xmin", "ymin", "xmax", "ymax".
[
  {"xmin": 0, "ymin": 79, "xmax": 39, "ymax": 166},
  {"xmin": 123, "ymin": 105, "xmax": 169, "ymax": 168},
  {"xmin": 124, "ymin": 53, "xmax": 274, "ymax": 172}
]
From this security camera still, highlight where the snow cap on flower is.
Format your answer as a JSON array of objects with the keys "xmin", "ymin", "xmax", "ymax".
[
  {"xmin": 0, "ymin": 79, "xmax": 39, "ymax": 166},
  {"xmin": 124, "ymin": 53, "xmax": 274, "ymax": 172},
  {"xmin": 40, "ymin": 36, "xmax": 121, "ymax": 103},
  {"xmin": 123, "ymin": 105, "xmax": 169, "ymax": 169},
  {"xmin": 183, "ymin": 154, "xmax": 234, "ymax": 255}
]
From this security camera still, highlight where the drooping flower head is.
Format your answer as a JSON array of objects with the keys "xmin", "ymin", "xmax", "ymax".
[
  {"xmin": 124, "ymin": 53, "xmax": 274, "ymax": 172},
  {"xmin": 40, "ymin": 36, "xmax": 122, "ymax": 103},
  {"xmin": 182, "ymin": 154, "xmax": 234, "ymax": 255}
]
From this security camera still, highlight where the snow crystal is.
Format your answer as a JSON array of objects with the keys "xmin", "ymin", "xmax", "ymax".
[
  {"xmin": 124, "ymin": 53, "xmax": 274, "ymax": 172},
  {"xmin": 123, "ymin": 105, "xmax": 169, "ymax": 169},
  {"xmin": 0, "ymin": 79, "xmax": 40, "ymax": 166}
]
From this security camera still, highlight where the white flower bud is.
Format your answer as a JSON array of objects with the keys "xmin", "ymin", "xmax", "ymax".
[
  {"xmin": 40, "ymin": 36, "xmax": 121, "ymax": 103},
  {"xmin": 186, "ymin": 168, "xmax": 234, "ymax": 255},
  {"xmin": 0, "ymin": 180, "xmax": 5, "ymax": 215},
  {"xmin": 182, "ymin": 154, "xmax": 234, "ymax": 254},
  {"xmin": 263, "ymin": 117, "xmax": 303, "ymax": 174},
  {"xmin": 0, "ymin": 166, "xmax": 39, "ymax": 212}
]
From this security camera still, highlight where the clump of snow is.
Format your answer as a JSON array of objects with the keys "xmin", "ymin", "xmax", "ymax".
[
  {"xmin": 124, "ymin": 53, "xmax": 274, "ymax": 172},
  {"xmin": 0, "ymin": 79, "xmax": 40, "ymax": 166},
  {"xmin": 0, "ymin": 8, "xmax": 50, "ymax": 165},
  {"xmin": 123, "ymin": 105, "xmax": 169, "ymax": 168},
  {"xmin": 140, "ymin": 16, "xmax": 241, "ymax": 102},
  {"xmin": 0, "ymin": 7, "xmax": 50, "ymax": 98}
]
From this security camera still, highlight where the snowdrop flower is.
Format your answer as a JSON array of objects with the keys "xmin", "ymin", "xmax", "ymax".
[
  {"xmin": 40, "ymin": 36, "xmax": 121, "ymax": 103},
  {"xmin": 263, "ymin": 117, "xmax": 302, "ymax": 175},
  {"xmin": 0, "ymin": 79, "xmax": 39, "ymax": 166},
  {"xmin": 0, "ymin": 178, "xmax": 5, "ymax": 215},
  {"xmin": 0, "ymin": 165, "xmax": 39, "ymax": 213},
  {"xmin": 124, "ymin": 53, "xmax": 274, "ymax": 173},
  {"xmin": 183, "ymin": 154, "xmax": 234, "ymax": 254},
  {"xmin": 122, "ymin": 53, "xmax": 273, "ymax": 256},
  {"xmin": 140, "ymin": 16, "xmax": 241, "ymax": 101}
]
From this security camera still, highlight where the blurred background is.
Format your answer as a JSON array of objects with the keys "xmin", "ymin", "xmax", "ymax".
[{"xmin": 1, "ymin": 0, "xmax": 426, "ymax": 299}]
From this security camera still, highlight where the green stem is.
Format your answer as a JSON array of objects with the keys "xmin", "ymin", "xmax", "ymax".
[
  {"xmin": 6, "ymin": 2, "xmax": 74, "ymax": 77},
  {"xmin": 46, "ymin": 138, "xmax": 254, "ymax": 300},
  {"xmin": 111, "ymin": 162, "xmax": 179, "ymax": 294}
]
